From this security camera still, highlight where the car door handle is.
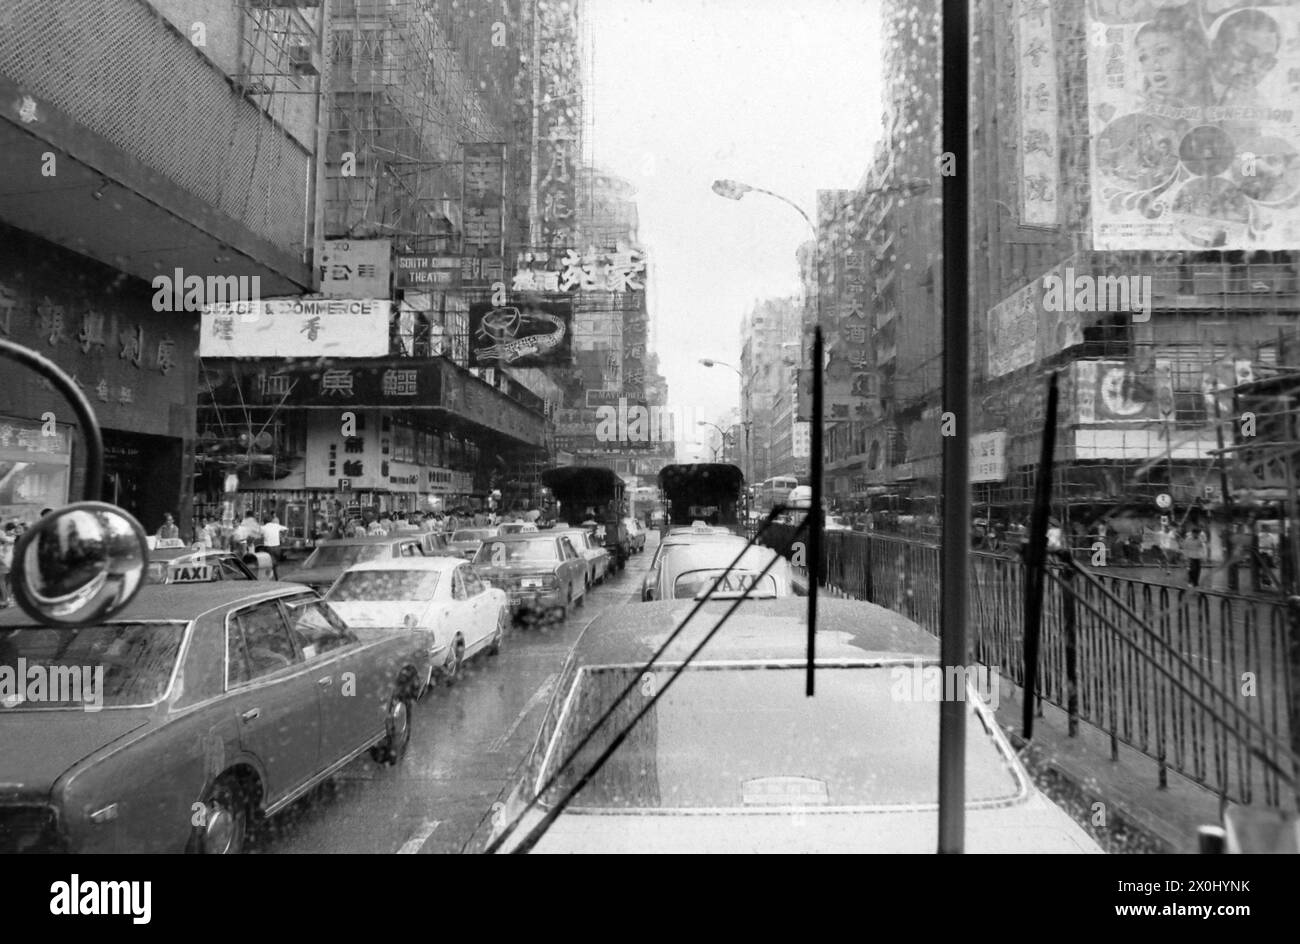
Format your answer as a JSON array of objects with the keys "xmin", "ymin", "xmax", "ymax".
[
  {"xmin": 241, "ymin": 708, "xmax": 261, "ymax": 723},
  {"xmin": 317, "ymin": 676, "xmax": 333, "ymax": 687}
]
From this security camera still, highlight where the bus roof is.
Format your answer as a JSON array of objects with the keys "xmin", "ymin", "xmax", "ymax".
[{"xmin": 541, "ymin": 465, "xmax": 626, "ymax": 501}]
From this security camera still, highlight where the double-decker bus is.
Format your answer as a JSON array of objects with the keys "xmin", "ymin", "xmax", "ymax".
[
  {"xmin": 541, "ymin": 465, "xmax": 630, "ymax": 568},
  {"xmin": 658, "ymin": 463, "xmax": 745, "ymax": 529}
]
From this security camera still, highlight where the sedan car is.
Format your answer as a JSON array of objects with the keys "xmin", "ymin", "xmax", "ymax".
[
  {"xmin": 643, "ymin": 540, "xmax": 802, "ymax": 602},
  {"xmin": 556, "ymin": 528, "xmax": 612, "ymax": 588},
  {"xmin": 288, "ymin": 536, "xmax": 427, "ymax": 593},
  {"xmin": 642, "ymin": 530, "xmax": 753, "ymax": 601},
  {"xmin": 324, "ymin": 557, "xmax": 508, "ymax": 692},
  {"xmin": 471, "ymin": 533, "xmax": 587, "ymax": 620},
  {"xmin": 0, "ymin": 582, "xmax": 431, "ymax": 853},
  {"xmin": 447, "ymin": 528, "xmax": 498, "ymax": 560},
  {"xmin": 481, "ymin": 597, "xmax": 1103, "ymax": 854},
  {"xmin": 145, "ymin": 547, "xmax": 258, "ymax": 585}
]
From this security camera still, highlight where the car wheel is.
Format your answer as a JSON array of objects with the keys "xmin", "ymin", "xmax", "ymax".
[
  {"xmin": 488, "ymin": 609, "xmax": 507, "ymax": 655},
  {"xmin": 369, "ymin": 693, "xmax": 413, "ymax": 765},
  {"xmin": 197, "ymin": 777, "xmax": 248, "ymax": 855},
  {"xmin": 443, "ymin": 637, "xmax": 465, "ymax": 685}
]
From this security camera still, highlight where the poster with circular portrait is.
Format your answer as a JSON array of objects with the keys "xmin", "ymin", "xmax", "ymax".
[{"xmin": 1086, "ymin": 0, "xmax": 1300, "ymax": 249}]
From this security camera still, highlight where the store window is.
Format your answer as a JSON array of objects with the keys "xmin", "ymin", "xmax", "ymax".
[{"xmin": 0, "ymin": 415, "xmax": 71, "ymax": 525}]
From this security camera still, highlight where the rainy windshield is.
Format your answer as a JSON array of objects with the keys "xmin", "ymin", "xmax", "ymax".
[
  {"xmin": 0, "ymin": 623, "xmax": 186, "ymax": 709},
  {"xmin": 5, "ymin": 0, "xmax": 1299, "ymax": 864},
  {"xmin": 327, "ymin": 570, "xmax": 440, "ymax": 603},
  {"xmin": 536, "ymin": 665, "xmax": 1020, "ymax": 809}
]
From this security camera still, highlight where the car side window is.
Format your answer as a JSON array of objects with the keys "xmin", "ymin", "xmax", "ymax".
[
  {"xmin": 451, "ymin": 569, "xmax": 468, "ymax": 601},
  {"xmin": 284, "ymin": 598, "xmax": 356, "ymax": 658},
  {"xmin": 401, "ymin": 542, "xmax": 421, "ymax": 557},
  {"xmin": 226, "ymin": 617, "xmax": 252, "ymax": 687},
  {"xmin": 461, "ymin": 567, "xmax": 484, "ymax": 597},
  {"xmin": 559, "ymin": 538, "xmax": 575, "ymax": 560},
  {"xmin": 234, "ymin": 601, "xmax": 299, "ymax": 680},
  {"xmin": 220, "ymin": 557, "xmax": 251, "ymax": 580}
]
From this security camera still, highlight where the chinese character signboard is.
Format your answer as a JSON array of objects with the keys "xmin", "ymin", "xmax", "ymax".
[
  {"xmin": 1015, "ymin": 0, "xmax": 1059, "ymax": 226},
  {"xmin": 1085, "ymin": 2, "xmax": 1300, "ymax": 250},
  {"xmin": 468, "ymin": 298, "xmax": 573, "ymax": 367},
  {"xmin": 535, "ymin": 2, "xmax": 581, "ymax": 252},
  {"xmin": 969, "ymin": 430, "xmax": 1008, "ymax": 483},
  {"xmin": 462, "ymin": 142, "xmax": 507, "ymax": 257},
  {"xmin": 512, "ymin": 245, "xmax": 646, "ymax": 294},
  {"xmin": 986, "ymin": 261, "xmax": 1084, "ymax": 378},
  {"xmin": 318, "ymin": 240, "xmax": 391, "ymax": 297},
  {"xmin": 201, "ymin": 298, "xmax": 391, "ymax": 358}
]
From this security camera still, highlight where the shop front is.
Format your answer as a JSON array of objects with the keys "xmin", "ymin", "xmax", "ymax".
[{"xmin": 0, "ymin": 224, "xmax": 197, "ymax": 532}]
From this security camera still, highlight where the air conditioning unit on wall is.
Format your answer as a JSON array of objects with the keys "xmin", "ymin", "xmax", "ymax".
[{"xmin": 289, "ymin": 40, "xmax": 320, "ymax": 76}]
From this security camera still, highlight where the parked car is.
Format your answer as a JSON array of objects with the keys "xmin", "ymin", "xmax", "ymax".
[
  {"xmin": 0, "ymin": 582, "xmax": 430, "ymax": 853},
  {"xmin": 288, "ymin": 536, "xmax": 427, "ymax": 593},
  {"xmin": 145, "ymin": 547, "xmax": 258, "ymax": 585},
  {"xmin": 447, "ymin": 528, "xmax": 498, "ymax": 560},
  {"xmin": 324, "ymin": 557, "xmax": 508, "ymax": 692},
  {"xmin": 644, "ymin": 541, "xmax": 803, "ymax": 602},
  {"xmin": 623, "ymin": 518, "xmax": 646, "ymax": 553},
  {"xmin": 556, "ymin": 528, "xmax": 612, "ymax": 587},
  {"xmin": 482, "ymin": 597, "xmax": 1103, "ymax": 854},
  {"xmin": 470, "ymin": 533, "xmax": 587, "ymax": 620}
]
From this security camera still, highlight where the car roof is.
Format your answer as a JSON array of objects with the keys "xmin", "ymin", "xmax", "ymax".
[
  {"xmin": 659, "ymin": 542, "xmax": 784, "ymax": 574},
  {"xmin": 341, "ymin": 556, "xmax": 465, "ymax": 573},
  {"xmin": 0, "ymin": 581, "xmax": 311, "ymax": 626},
  {"xmin": 573, "ymin": 597, "xmax": 937, "ymax": 666},
  {"xmin": 481, "ymin": 532, "xmax": 562, "ymax": 542},
  {"xmin": 314, "ymin": 535, "xmax": 422, "ymax": 545}
]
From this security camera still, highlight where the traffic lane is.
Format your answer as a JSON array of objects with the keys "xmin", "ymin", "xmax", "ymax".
[{"xmin": 252, "ymin": 543, "xmax": 653, "ymax": 853}]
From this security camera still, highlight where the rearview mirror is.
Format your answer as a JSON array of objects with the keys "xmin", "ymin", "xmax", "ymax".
[{"xmin": 11, "ymin": 502, "xmax": 149, "ymax": 626}]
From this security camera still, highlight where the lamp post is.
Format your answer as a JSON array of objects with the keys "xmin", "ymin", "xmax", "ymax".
[
  {"xmin": 697, "ymin": 421, "xmax": 735, "ymax": 463},
  {"xmin": 699, "ymin": 359, "xmax": 752, "ymax": 480}
]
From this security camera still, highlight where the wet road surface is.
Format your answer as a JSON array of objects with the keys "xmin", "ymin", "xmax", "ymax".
[{"xmin": 252, "ymin": 538, "xmax": 655, "ymax": 854}]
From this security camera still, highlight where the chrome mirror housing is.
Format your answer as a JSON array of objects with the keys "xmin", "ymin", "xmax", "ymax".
[{"xmin": 11, "ymin": 502, "xmax": 150, "ymax": 626}]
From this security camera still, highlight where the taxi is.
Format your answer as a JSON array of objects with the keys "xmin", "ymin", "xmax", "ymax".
[
  {"xmin": 0, "ymin": 582, "xmax": 431, "ymax": 853},
  {"xmin": 483, "ymin": 597, "xmax": 1103, "ymax": 854},
  {"xmin": 145, "ymin": 547, "xmax": 258, "ymax": 586}
]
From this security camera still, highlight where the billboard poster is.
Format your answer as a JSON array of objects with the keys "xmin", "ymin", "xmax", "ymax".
[
  {"xmin": 987, "ymin": 261, "xmax": 1086, "ymax": 377},
  {"xmin": 1086, "ymin": 1, "xmax": 1300, "ymax": 250},
  {"xmin": 468, "ymin": 298, "xmax": 573, "ymax": 367},
  {"xmin": 201, "ymin": 298, "xmax": 391, "ymax": 358}
]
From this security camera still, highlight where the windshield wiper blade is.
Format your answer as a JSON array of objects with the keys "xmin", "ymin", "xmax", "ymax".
[{"xmin": 483, "ymin": 508, "xmax": 808, "ymax": 855}]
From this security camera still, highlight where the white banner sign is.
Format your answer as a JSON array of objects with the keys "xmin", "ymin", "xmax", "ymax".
[
  {"xmin": 1015, "ymin": 0, "xmax": 1060, "ymax": 225},
  {"xmin": 201, "ymin": 298, "xmax": 391, "ymax": 357},
  {"xmin": 970, "ymin": 430, "xmax": 1008, "ymax": 484}
]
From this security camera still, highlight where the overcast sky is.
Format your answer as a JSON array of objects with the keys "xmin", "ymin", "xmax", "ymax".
[{"xmin": 585, "ymin": 0, "xmax": 883, "ymax": 457}]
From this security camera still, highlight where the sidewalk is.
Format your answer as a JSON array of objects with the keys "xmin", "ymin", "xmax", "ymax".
[{"xmin": 993, "ymin": 677, "xmax": 1224, "ymax": 854}]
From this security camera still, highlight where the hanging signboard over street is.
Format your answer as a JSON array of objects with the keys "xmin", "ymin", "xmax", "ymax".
[
  {"xmin": 317, "ymin": 240, "xmax": 391, "ymax": 297},
  {"xmin": 395, "ymin": 254, "xmax": 460, "ymax": 289},
  {"xmin": 200, "ymin": 298, "xmax": 391, "ymax": 358}
]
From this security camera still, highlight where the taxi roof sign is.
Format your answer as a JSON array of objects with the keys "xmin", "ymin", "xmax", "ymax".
[{"xmin": 168, "ymin": 563, "xmax": 217, "ymax": 583}]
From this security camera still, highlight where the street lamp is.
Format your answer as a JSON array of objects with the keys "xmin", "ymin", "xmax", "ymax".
[{"xmin": 698, "ymin": 357, "xmax": 743, "ymax": 377}]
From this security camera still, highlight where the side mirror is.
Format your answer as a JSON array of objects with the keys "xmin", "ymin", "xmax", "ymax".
[{"xmin": 11, "ymin": 502, "xmax": 149, "ymax": 626}]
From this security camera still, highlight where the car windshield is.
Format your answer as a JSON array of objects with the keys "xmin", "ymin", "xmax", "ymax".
[
  {"xmin": 537, "ymin": 665, "xmax": 1020, "ymax": 810},
  {"xmin": 305, "ymin": 544, "xmax": 391, "ymax": 569},
  {"xmin": 0, "ymin": 623, "xmax": 186, "ymax": 708},
  {"xmin": 327, "ymin": 569, "xmax": 440, "ymax": 602},
  {"xmin": 475, "ymin": 539, "xmax": 557, "ymax": 563}
]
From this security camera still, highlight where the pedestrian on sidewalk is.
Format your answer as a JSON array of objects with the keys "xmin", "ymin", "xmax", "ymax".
[
  {"xmin": 1181, "ymin": 528, "xmax": 1207, "ymax": 587},
  {"xmin": 0, "ymin": 522, "xmax": 16, "ymax": 607}
]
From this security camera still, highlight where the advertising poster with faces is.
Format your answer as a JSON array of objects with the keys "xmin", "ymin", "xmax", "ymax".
[{"xmin": 1087, "ymin": 0, "xmax": 1300, "ymax": 249}]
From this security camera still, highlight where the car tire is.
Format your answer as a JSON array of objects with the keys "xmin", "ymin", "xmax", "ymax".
[
  {"xmin": 370, "ymin": 692, "xmax": 413, "ymax": 765},
  {"xmin": 443, "ymin": 637, "xmax": 465, "ymax": 686},
  {"xmin": 488, "ymin": 609, "xmax": 507, "ymax": 656},
  {"xmin": 196, "ymin": 777, "xmax": 249, "ymax": 855}
]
